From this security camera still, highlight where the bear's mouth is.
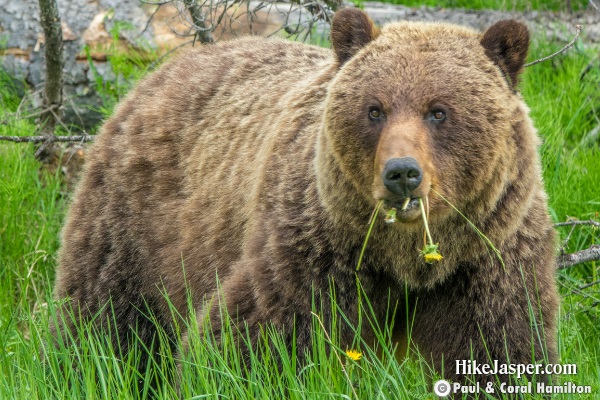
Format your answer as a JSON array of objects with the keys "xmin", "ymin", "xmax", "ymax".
[{"xmin": 383, "ymin": 197, "xmax": 421, "ymax": 223}]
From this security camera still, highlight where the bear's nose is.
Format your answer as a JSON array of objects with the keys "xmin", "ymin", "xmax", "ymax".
[{"xmin": 382, "ymin": 157, "xmax": 423, "ymax": 196}]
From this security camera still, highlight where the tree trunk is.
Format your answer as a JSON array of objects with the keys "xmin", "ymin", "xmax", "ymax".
[
  {"xmin": 183, "ymin": 0, "xmax": 214, "ymax": 44},
  {"xmin": 36, "ymin": 0, "xmax": 64, "ymax": 160},
  {"xmin": 37, "ymin": 0, "xmax": 63, "ymax": 132}
]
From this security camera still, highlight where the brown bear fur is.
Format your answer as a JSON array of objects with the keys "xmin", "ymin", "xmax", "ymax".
[{"xmin": 53, "ymin": 8, "xmax": 558, "ymax": 387}]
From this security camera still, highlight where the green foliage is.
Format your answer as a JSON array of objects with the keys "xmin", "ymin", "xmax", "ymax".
[
  {"xmin": 0, "ymin": 89, "xmax": 68, "ymax": 397},
  {"xmin": 522, "ymin": 38, "xmax": 600, "ymax": 285},
  {"xmin": 381, "ymin": 0, "xmax": 590, "ymax": 12},
  {"xmin": 523, "ymin": 39, "xmax": 600, "ymax": 222},
  {"xmin": 0, "ymin": 81, "xmax": 65, "ymax": 306},
  {"xmin": 520, "ymin": 34, "xmax": 600, "ymax": 400},
  {"xmin": 348, "ymin": 0, "xmax": 365, "ymax": 10}
]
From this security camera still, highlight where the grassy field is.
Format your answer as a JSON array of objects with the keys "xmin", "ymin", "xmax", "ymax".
[
  {"xmin": 378, "ymin": 0, "xmax": 591, "ymax": 12},
  {"xmin": 1, "ymin": 4, "xmax": 599, "ymax": 399}
]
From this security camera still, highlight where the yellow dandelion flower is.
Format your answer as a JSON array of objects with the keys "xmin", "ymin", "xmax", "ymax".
[
  {"xmin": 424, "ymin": 251, "xmax": 443, "ymax": 263},
  {"xmin": 345, "ymin": 349, "xmax": 362, "ymax": 361},
  {"xmin": 420, "ymin": 243, "xmax": 443, "ymax": 264}
]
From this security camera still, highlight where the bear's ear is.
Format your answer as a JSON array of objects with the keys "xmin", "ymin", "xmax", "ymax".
[
  {"xmin": 480, "ymin": 20, "xmax": 529, "ymax": 89},
  {"xmin": 331, "ymin": 8, "xmax": 380, "ymax": 65}
]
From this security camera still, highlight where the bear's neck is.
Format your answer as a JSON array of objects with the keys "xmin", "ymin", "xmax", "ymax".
[{"xmin": 313, "ymin": 125, "xmax": 551, "ymax": 288}]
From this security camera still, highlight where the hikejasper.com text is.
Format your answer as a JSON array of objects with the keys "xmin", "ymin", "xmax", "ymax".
[{"xmin": 456, "ymin": 360, "xmax": 577, "ymax": 379}]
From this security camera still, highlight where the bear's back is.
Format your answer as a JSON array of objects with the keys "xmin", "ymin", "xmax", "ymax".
[{"xmin": 55, "ymin": 37, "xmax": 336, "ymax": 318}]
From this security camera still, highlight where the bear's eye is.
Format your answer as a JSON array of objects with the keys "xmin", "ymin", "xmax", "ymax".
[
  {"xmin": 428, "ymin": 109, "xmax": 446, "ymax": 124},
  {"xmin": 368, "ymin": 107, "xmax": 384, "ymax": 121}
]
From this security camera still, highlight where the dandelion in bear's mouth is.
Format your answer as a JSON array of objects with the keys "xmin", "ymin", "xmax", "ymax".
[
  {"xmin": 418, "ymin": 197, "xmax": 443, "ymax": 264},
  {"xmin": 384, "ymin": 197, "xmax": 411, "ymax": 224},
  {"xmin": 345, "ymin": 349, "xmax": 362, "ymax": 361},
  {"xmin": 401, "ymin": 197, "xmax": 411, "ymax": 211},
  {"xmin": 384, "ymin": 207, "xmax": 397, "ymax": 224}
]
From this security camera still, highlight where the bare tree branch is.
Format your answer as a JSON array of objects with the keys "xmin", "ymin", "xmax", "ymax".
[
  {"xmin": 555, "ymin": 219, "xmax": 600, "ymax": 228},
  {"xmin": 0, "ymin": 135, "xmax": 94, "ymax": 143},
  {"xmin": 137, "ymin": 3, "xmax": 165, "ymax": 39},
  {"xmin": 579, "ymin": 279, "xmax": 600, "ymax": 291},
  {"xmin": 524, "ymin": 24, "xmax": 582, "ymax": 67},
  {"xmin": 555, "ymin": 219, "xmax": 600, "ymax": 269},
  {"xmin": 559, "ymin": 245, "xmax": 600, "ymax": 269},
  {"xmin": 139, "ymin": 0, "xmax": 333, "ymax": 45},
  {"xmin": 182, "ymin": 0, "xmax": 214, "ymax": 44}
]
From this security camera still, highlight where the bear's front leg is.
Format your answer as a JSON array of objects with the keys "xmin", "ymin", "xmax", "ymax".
[
  {"xmin": 186, "ymin": 258, "xmax": 320, "ymax": 367},
  {"xmin": 408, "ymin": 260, "xmax": 558, "ymax": 396}
]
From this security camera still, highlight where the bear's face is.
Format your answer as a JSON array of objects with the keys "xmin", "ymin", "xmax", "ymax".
[{"xmin": 325, "ymin": 10, "xmax": 530, "ymax": 225}]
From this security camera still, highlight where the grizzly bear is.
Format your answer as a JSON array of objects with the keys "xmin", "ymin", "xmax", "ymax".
[{"xmin": 53, "ymin": 7, "xmax": 559, "ymax": 390}]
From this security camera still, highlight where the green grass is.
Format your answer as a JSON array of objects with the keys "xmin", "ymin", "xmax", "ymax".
[
  {"xmin": 375, "ymin": 0, "xmax": 590, "ymax": 12},
  {"xmin": 523, "ymin": 34, "xmax": 600, "ymax": 399},
  {"xmin": 522, "ymin": 36, "xmax": 600, "ymax": 277},
  {"xmin": 1, "ymin": 11, "xmax": 600, "ymax": 399}
]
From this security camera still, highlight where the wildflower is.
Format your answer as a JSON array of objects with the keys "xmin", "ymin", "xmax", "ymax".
[
  {"xmin": 384, "ymin": 198, "xmax": 410, "ymax": 225},
  {"xmin": 424, "ymin": 251, "xmax": 443, "ymax": 263},
  {"xmin": 419, "ymin": 197, "xmax": 443, "ymax": 263},
  {"xmin": 421, "ymin": 243, "xmax": 444, "ymax": 263},
  {"xmin": 384, "ymin": 208, "xmax": 397, "ymax": 224},
  {"xmin": 345, "ymin": 349, "xmax": 362, "ymax": 361}
]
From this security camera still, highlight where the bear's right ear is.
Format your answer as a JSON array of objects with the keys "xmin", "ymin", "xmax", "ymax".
[
  {"xmin": 331, "ymin": 8, "xmax": 380, "ymax": 66},
  {"xmin": 480, "ymin": 20, "xmax": 529, "ymax": 89}
]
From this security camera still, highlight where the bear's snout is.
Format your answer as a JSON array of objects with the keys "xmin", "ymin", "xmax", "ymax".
[{"xmin": 382, "ymin": 157, "xmax": 423, "ymax": 197}]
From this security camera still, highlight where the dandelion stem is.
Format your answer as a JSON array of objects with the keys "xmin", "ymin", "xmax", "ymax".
[
  {"xmin": 356, "ymin": 200, "xmax": 383, "ymax": 271},
  {"xmin": 419, "ymin": 197, "xmax": 434, "ymax": 245},
  {"xmin": 401, "ymin": 197, "xmax": 411, "ymax": 211}
]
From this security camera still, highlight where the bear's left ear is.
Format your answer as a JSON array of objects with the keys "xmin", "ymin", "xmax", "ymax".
[
  {"xmin": 331, "ymin": 8, "xmax": 380, "ymax": 66},
  {"xmin": 480, "ymin": 20, "xmax": 529, "ymax": 89}
]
